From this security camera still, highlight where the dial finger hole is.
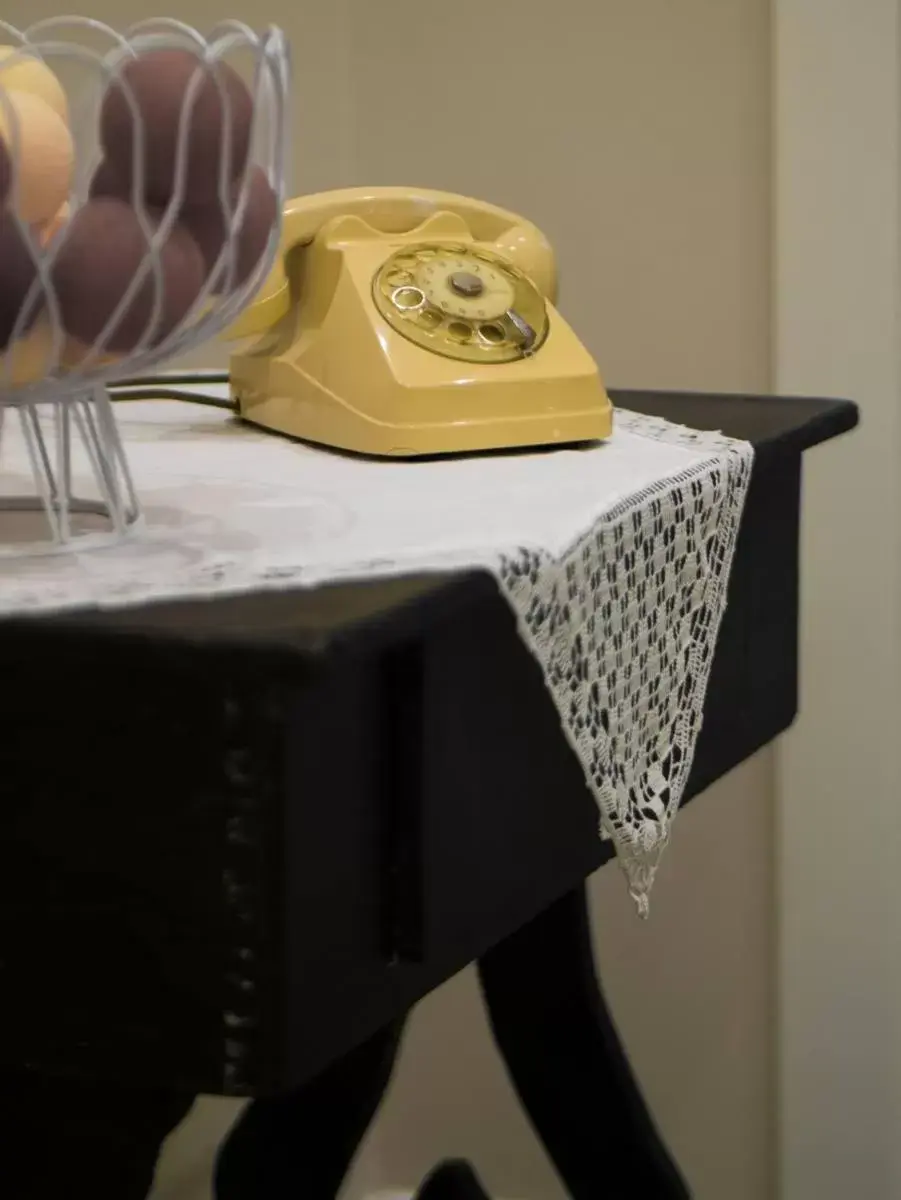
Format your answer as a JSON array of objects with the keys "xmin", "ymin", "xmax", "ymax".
[
  {"xmin": 386, "ymin": 269, "xmax": 414, "ymax": 287},
  {"xmin": 447, "ymin": 321, "xmax": 473, "ymax": 342},
  {"xmin": 478, "ymin": 322, "xmax": 506, "ymax": 345},
  {"xmin": 417, "ymin": 309, "xmax": 442, "ymax": 330},
  {"xmin": 393, "ymin": 286, "xmax": 425, "ymax": 311}
]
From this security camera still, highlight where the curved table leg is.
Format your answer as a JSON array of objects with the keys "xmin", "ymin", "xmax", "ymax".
[
  {"xmin": 214, "ymin": 1018, "xmax": 405, "ymax": 1198},
  {"xmin": 0, "ymin": 1067, "xmax": 195, "ymax": 1199},
  {"xmin": 416, "ymin": 1159, "xmax": 492, "ymax": 1198},
  {"xmin": 477, "ymin": 886, "xmax": 691, "ymax": 1199}
]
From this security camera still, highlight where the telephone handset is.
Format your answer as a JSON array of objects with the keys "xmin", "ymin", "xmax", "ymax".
[{"xmin": 226, "ymin": 187, "xmax": 613, "ymax": 458}]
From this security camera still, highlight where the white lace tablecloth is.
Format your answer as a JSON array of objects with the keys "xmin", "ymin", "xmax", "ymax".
[{"xmin": 0, "ymin": 393, "xmax": 753, "ymax": 909}]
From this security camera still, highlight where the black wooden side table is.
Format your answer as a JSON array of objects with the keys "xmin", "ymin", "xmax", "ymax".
[{"xmin": 0, "ymin": 390, "xmax": 857, "ymax": 1198}]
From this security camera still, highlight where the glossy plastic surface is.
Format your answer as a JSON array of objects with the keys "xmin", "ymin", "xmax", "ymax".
[{"xmin": 227, "ymin": 187, "xmax": 613, "ymax": 457}]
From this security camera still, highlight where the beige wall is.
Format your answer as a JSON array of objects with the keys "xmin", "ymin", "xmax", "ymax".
[
  {"xmin": 1, "ymin": 1, "xmax": 774, "ymax": 1195},
  {"xmin": 775, "ymin": 2, "xmax": 901, "ymax": 1196}
]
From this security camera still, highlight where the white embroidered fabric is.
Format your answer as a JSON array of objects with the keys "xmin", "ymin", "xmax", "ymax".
[
  {"xmin": 496, "ymin": 410, "xmax": 753, "ymax": 910},
  {"xmin": 0, "ymin": 396, "xmax": 753, "ymax": 908}
]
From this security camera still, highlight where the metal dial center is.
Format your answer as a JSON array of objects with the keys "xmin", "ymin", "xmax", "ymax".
[{"xmin": 448, "ymin": 270, "xmax": 485, "ymax": 298}]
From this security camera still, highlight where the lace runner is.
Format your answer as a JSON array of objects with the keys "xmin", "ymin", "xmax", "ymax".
[
  {"xmin": 497, "ymin": 410, "xmax": 752, "ymax": 910},
  {"xmin": 0, "ymin": 398, "xmax": 753, "ymax": 908}
]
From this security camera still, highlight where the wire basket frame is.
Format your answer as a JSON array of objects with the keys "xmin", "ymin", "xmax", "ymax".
[{"xmin": 0, "ymin": 17, "xmax": 290, "ymax": 556}]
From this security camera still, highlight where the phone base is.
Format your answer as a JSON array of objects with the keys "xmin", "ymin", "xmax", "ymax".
[
  {"xmin": 231, "ymin": 370, "xmax": 614, "ymax": 459},
  {"xmin": 229, "ymin": 214, "xmax": 614, "ymax": 459}
]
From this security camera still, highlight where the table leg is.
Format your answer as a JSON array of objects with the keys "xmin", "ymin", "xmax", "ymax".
[
  {"xmin": 477, "ymin": 886, "xmax": 691, "ymax": 1199},
  {"xmin": 0, "ymin": 1067, "xmax": 195, "ymax": 1199},
  {"xmin": 214, "ymin": 1018, "xmax": 405, "ymax": 1198},
  {"xmin": 416, "ymin": 1159, "xmax": 492, "ymax": 1198}
]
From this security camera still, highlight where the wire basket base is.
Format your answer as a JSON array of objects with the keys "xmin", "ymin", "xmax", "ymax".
[{"xmin": 0, "ymin": 389, "xmax": 142, "ymax": 557}]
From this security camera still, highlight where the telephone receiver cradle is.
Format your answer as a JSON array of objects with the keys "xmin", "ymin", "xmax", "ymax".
[{"xmin": 226, "ymin": 187, "xmax": 613, "ymax": 458}]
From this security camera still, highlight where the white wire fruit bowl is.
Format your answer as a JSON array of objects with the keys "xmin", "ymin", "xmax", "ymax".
[{"xmin": 0, "ymin": 16, "xmax": 289, "ymax": 556}]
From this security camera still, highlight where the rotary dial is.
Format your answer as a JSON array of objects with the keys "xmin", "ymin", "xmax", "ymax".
[
  {"xmin": 372, "ymin": 242, "xmax": 549, "ymax": 364},
  {"xmin": 418, "ymin": 255, "xmax": 515, "ymax": 322}
]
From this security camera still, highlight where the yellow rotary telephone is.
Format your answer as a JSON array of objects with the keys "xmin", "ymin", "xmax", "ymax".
[{"xmin": 226, "ymin": 187, "xmax": 613, "ymax": 457}]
